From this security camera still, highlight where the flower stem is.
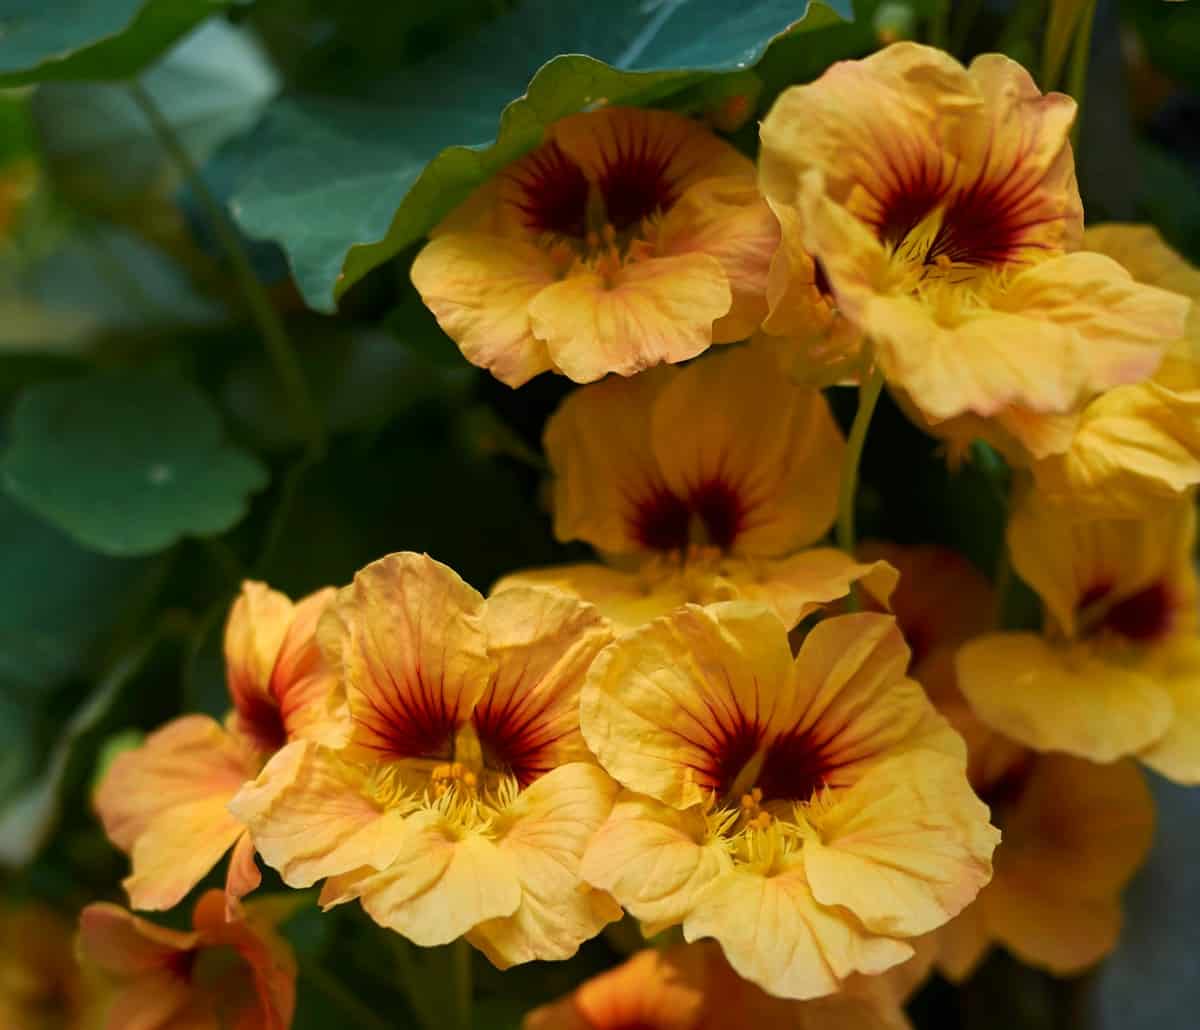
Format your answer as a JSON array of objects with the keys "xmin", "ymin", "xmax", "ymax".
[
  {"xmin": 836, "ymin": 363, "xmax": 885, "ymax": 565},
  {"xmin": 128, "ymin": 80, "xmax": 325, "ymax": 456},
  {"xmin": 1066, "ymin": 0, "xmax": 1098, "ymax": 147},
  {"xmin": 452, "ymin": 938, "xmax": 473, "ymax": 1030}
]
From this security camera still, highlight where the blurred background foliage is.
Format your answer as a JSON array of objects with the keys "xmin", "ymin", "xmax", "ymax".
[{"xmin": 0, "ymin": 1, "xmax": 1196, "ymax": 1027}]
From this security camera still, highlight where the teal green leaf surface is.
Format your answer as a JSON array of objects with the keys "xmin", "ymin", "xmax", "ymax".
[
  {"xmin": 1, "ymin": 370, "xmax": 267, "ymax": 556},
  {"xmin": 0, "ymin": 0, "xmax": 246, "ymax": 86},
  {"xmin": 229, "ymin": 0, "xmax": 852, "ymax": 312}
]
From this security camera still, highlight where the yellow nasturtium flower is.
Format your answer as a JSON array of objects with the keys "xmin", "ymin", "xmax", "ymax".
[
  {"xmin": 495, "ymin": 343, "xmax": 896, "ymax": 631},
  {"xmin": 524, "ymin": 938, "xmax": 933, "ymax": 1030},
  {"xmin": 958, "ymin": 491, "xmax": 1200, "ymax": 781},
  {"xmin": 0, "ymin": 901, "xmax": 83, "ymax": 1030},
  {"xmin": 758, "ymin": 42, "xmax": 1189, "ymax": 424},
  {"xmin": 578, "ymin": 602, "xmax": 997, "ymax": 1000},
  {"xmin": 93, "ymin": 582, "xmax": 339, "ymax": 914},
  {"xmin": 411, "ymin": 106, "xmax": 778, "ymax": 386},
  {"xmin": 230, "ymin": 553, "xmax": 621, "ymax": 967}
]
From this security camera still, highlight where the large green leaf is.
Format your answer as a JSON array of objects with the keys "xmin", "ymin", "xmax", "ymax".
[
  {"xmin": 0, "ymin": 0, "xmax": 247, "ymax": 86},
  {"xmin": 229, "ymin": 0, "xmax": 852, "ymax": 313},
  {"xmin": 1, "ymin": 370, "xmax": 267, "ymax": 556}
]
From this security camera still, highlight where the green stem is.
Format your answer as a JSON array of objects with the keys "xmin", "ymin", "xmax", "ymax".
[
  {"xmin": 128, "ymin": 80, "xmax": 324, "ymax": 456},
  {"xmin": 452, "ymin": 938, "xmax": 473, "ymax": 1030},
  {"xmin": 836, "ymin": 363, "xmax": 886, "ymax": 573},
  {"xmin": 1066, "ymin": 0, "xmax": 1098, "ymax": 147}
]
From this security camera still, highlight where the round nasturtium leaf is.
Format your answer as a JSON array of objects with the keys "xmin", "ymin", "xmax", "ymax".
[{"xmin": 1, "ymin": 369, "xmax": 268, "ymax": 556}]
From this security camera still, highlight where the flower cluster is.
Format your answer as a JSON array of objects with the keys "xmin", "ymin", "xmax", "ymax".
[{"xmin": 63, "ymin": 37, "xmax": 1197, "ymax": 1030}]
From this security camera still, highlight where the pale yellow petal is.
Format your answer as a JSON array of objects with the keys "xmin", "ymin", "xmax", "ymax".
[
  {"xmin": 579, "ymin": 793, "xmax": 730, "ymax": 933},
  {"xmin": 801, "ymin": 752, "xmax": 998, "ymax": 937},
  {"xmin": 1139, "ymin": 638, "xmax": 1200, "ymax": 784},
  {"xmin": 224, "ymin": 582, "xmax": 294, "ymax": 722},
  {"xmin": 529, "ymin": 254, "xmax": 732, "ymax": 383},
  {"xmin": 410, "ymin": 232, "xmax": 557, "ymax": 387},
  {"xmin": 957, "ymin": 633, "xmax": 1173, "ymax": 761},
  {"xmin": 581, "ymin": 602, "xmax": 794, "ymax": 808},
  {"xmin": 683, "ymin": 859, "xmax": 913, "ymax": 1000},
  {"xmin": 467, "ymin": 764, "xmax": 621, "ymax": 968}
]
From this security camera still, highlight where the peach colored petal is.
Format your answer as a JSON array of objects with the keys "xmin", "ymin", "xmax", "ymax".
[
  {"xmin": 467, "ymin": 763, "xmax": 621, "ymax": 967},
  {"xmin": 225, "ymin": 832, "xmax": 262, "ymax": 918},
  {"xmin": 271, "ymin": 586, "xmax": 341, "ymax": 745},
  {"xmin": 543, "ymin": 366, "xmax": 670, "ymax": 554},
  {"xmin": 228, "ymin": 741, "xmax": 409, "ymax": 888},
  {"xmin": 957, "ymin": 633, "xmax": 1173, "ymax": 762},
  {"xmin": 529, "ymin": 253, "xmax": 732, "ymax": 383},
  {"xmin": 224, "ymin": 582, "xmax": 294, "ymax": 727},
  {"xmin": 77, "ymin": 904, "xmax": 198, "ymax": 975},
  {"xmin": 475, "ymin": 587, "xmax": 612, "ymax": 784},
  {"xmin": 323, "ymin": 552, "xmax": 492, "ymax": 762},
  {"xmin": 580, "ymin": 602, "xmax": 794, "ymax": 809},
  {"xmin": 579, "ymin": 793, "xmax": 730, "ymax": 934},
  {"xmin": 410, "ymin": 232, "xmax": 558, "ymax": 387},
  {"xmin": 934, "ymin": 901, "xmax": 992, "ymax": 982},
  {"xmin": 801, "ymin": 752, "xmax": 998, "ymax": 937},
  {"xmin": 650, "ymin": 343, "xmax": 843, "ymax": 555},
  {"xmin": 683, "ymin": 858, "xmax": 913, "ymax": 1001},
  {"xmin": 344, "ymin": 810, "xmax": 521, "ymax": 947}
]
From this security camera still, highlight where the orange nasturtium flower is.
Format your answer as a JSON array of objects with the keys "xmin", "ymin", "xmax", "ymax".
[
  {"xmin": 411, "ymin": 106, "xmax": 778, "ymax": 386},
  {"xmin": 578, "ymin": 602, "xmax": 998, "ymax": 1000},
  {"xmin": 495, "ymin": 343, "xmax": 897, "ymax": 631},
  {"xmin": 0, "ymin": 901, "xmax": 84, "ymax": 1030},
  {"xmin": 958, "ymin": 491, "xmax": 1200, "ymax": 781},
  {"xmin": 94, "ymin": 581, "xmax": 339, "ymax": 913},
  {"xmin": 77, "ymin": 890, "xmax": 296, "ymax": 1030},
  {"xmin": 230, "ymin": 553, "xmax": 622, "ymax": 966},
  {"xmin": 863, "ymin": 542, "xmax": 1155, "ymax": 977},
  {"xmin": 524, "ymin": 938, "xmax": 933, "ymax": 1030},
  {"xmin": 758, "ymin": 42, "xmax": 1189, "ymax": 424}
]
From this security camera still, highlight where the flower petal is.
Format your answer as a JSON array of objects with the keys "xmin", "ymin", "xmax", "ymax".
[
  {"xmin": 347, "ymin": 810, "xmax": 522, "ymax": 947},
  {"xmin": 1139, "ymin": 639, "xmax": 1200, "ymax": 784},
  {"xmin": 580, "ymin": 792, "xmax": 730, "ymax": 934},
  {"xmin": 324, "ymin": 552, "xmax": 492, "ymax": 762},
  {"xmin": 410, "ymin": 232, "xmax": 558, "ymax": 387},
  {"xmin": 225, "ymin": 582, "xmax": 294, "ymax": 725},
  {"xmin": 581, "ymin": 602, "xmax": 794, "ymax": 808},
  {"xmin": 529, "ymin": 254, "xmax": 732, "ymax": 383},
  {"xmin": 801, "ymin": 752, "xmax": 998, "ymax": 937},
  {"xmin": 957, "ymin": 633, "xmax": 1173, "ymax": 762},
  {"xmin": 467, "ymin": 764, "xmax": 621, "ymax": 967},
  {"xmin": 683, "ymin": 858, "xmax": 913, "ymax": 1000}
]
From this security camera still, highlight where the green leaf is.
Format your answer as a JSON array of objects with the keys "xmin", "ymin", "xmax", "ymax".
[
  {"xmin": 228, "ymin": 0, "xmax": 852, "ymax": 312},
  {"xmin": 1, "ymin": 370, "xmax": 267, "ymax": 556},
  {"xmin": 0, "ymin": 0, "xmax": 248, "ymax": 87},
  {"xmin": 31, "ymin": 17, "xmax": 280, "ymax": 223}
]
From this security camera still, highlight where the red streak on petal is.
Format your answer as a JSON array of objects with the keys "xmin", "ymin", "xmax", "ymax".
[
  {"xmin": 354, "ymin": 666, "xmax": 458, "ymax": 761},
  {"xmin": 756, "ymin": 727, "xmax": 831, "ymax": 804},
  {"xmin": 233, "ymin": 691, "xmax": 287, "ymax": 755},
  {"xmin": 507, "ymin": 140, "xmax": 590, "ymax": 239},
  {"xmin": 597, "ymin": 120, "xmax": 682, "ymax": 231},
  {"xmin": 628, "ymin": 479, "xmax": 744, "ymax": 553},
  {"xmin": 472, "ymin": 681, "xmax": 565, "ymax": 789},
  {"xmin": 1100, "ymin": 581, "xmax": 1174, "ymax": 644}
]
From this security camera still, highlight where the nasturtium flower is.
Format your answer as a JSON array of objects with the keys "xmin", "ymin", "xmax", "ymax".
[
  {"xmin": 758, "ymin": 42, "xmax": 1189, "ymax": 423},
  {"xmin": 0, "ymin": 901, "xmax": 83, "ymax": 1030},
  {"xmin": 1028, "ymin": 224, "xmax": 1200, "ymax": 516},
  {"xmin": 230, "ymin": 553, "xmax": 622, "ymax": 967},
  {"xmin": 957, "ymin": 491, "xmax": 1200, "ymax": 781},
  {"xmin": 77, "ymin": 890, "xmax": 296, "ymax": 1030},
  {"xmin": 411, "ymin": 106, "xmax": 778, "ymax": 386},
  {"xmin": 496, "ymin": 342, "xmax": 895, "ymax": 631},
  {"xmin": 524, "ymin": 939, "xmax": 932, "ymax": 1030},
  {"xmin": 579, "ymin": 602, "xmax": 997, "ymax": 1000},
  {"xmin": 94, "ymin": 581, "xmax": 338, "ymax": 913}
]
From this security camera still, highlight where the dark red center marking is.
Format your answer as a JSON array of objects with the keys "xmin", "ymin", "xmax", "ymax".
[
  {"xmin": 234, "ymin": 689, "xmax": 287, "ymax": 755},
  {"xmin": 354, "ymin": 669, "xmax": 458, "ymax": 760},
  {"xmin": 597, "ymin": 130, "xmax": 680, "ymax": 231},
  {"xmin": 630, "ymin": 480, "xmax": 744, "ymax": 553},
  {"xmin": 1078, "ymin": 579, "xmax": 1174, "ymax": 644},
  {"xmin": 472, "ymin": 689, "xmax": 566, "ymax": 789},
  {"xmin": 978, "ymin": 753, "xmax": 1035, "ymax": 817},
  {"xmin": 756, "ymin": 728, "xmax": 832, "ymax": 804},
  {"xmin": 508, "ymin": 140, "xmax": 590, "ymax": 239}
]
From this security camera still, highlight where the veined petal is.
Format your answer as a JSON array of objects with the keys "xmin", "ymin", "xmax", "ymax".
[
  {"xmin": 544, "ymin": 366, "xmax": 670, "ymax": 554},
  {"xmin": 580, "ymin": 793, "xmax": 730, "ymax": 934},
  {"xmin": 581, "ymin": 602, "xmax": 794, "ymax": 808},
  {"xmin": 801, "ymin": 752, "xmax": 998, "ymax": 937},
  {"xmin": 225, "ymin": 831, "xmax": 262, "ymax": 917},
  {"xmin": 1139, "ymin": 638, "xmax": 1200, "ymax": 784},
  {"xmin": 475, "ymin": 587, "xmax": 612, "ymax": 786},
  {"xmin": 224, "ymin": 582, "xmax": 295, "ymax": 753},
  {"xmin": 683, "ymin": 858, "xmax": 913, "ymax": 1000},
  {"xmin": 324, "ymin": 552, "xmax": 492, "ymax": 762},
  {"xmin": 346, "ymin": 810, "xmax": 522, "ymax": 947},
  {"xmin": 410, "ymin": 232, "xmax": 557, "ymax": 387},
  {"xmin": 957, "ymin": 633, "xmax": 1173, "ymax": 762},
  {"xmin": 467, "ymin": 763, "xmax": 621, "ymax": 968},
  {"xmin": 529, "ymin": 253, "xmax": 732, "ymax": 383},
  {"xmin": 650, "ymin": 343, "xmax": 843, "ymax": 555},
  {"xmin": 271, "ymin": 586, "xmax": 339, "ymax": 743},
  {"xmin": 656, "ymin": 175, "xmax": 779, "ymax": 342},
  {"xmin": 229, "ymin": 741, "xmax": 410, "ymax": 888}
]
